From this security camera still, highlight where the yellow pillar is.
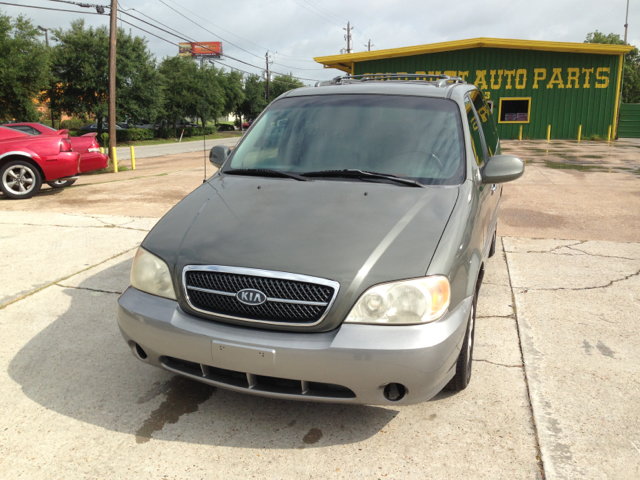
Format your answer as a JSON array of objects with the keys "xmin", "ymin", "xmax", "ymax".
[
  {"xmin": 112, "ymin": 147, "xmax": 118, "ymax": 173},
  {"xmin": 607, "ymin": 125, "xmax": 612, "ymax": 142},
  {"xmin": 130, "ymin": 146, "xmax": 136, "ymax": 170},
  {"xmin": 100, "ymin": 147, "xmax": 104, "ymax": 154},
  {"xmin": 577, "ymin": 125, "xmax": 582, "ymax": 142},
  {"xmin": 547, "ymin": 125, "xmax": 551, "ymax": 142},
  {"xmin": 519, "ymin": 125, "xmax": 523, "ymax": 141}
]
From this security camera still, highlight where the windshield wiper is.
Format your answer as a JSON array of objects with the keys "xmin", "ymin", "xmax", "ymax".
[
  {"xmin": 302, "ymin": 169, "xmax": 424, "ymax": 188},
  {"xmin": 224, "ymin": 168, "xmax": 309, "ymax": 181}
]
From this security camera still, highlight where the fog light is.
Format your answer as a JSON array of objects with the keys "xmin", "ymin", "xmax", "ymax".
[{"xmin": 383, "ymin": 383, "xmax": 406, "ymax": 401}]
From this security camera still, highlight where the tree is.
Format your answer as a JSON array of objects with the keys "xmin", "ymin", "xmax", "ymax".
[
  {"xmin": 585, "ymin": 31, "xmax": 640, "ymax": 103},
  {"xmin": 270, "ymin": 73, "xmax": 305, "ymax": 100},
  {"xmin": 50, "ymin": 19, "xmax": 162, "ymax": 129},
  {"xmin": 0, "ymin": 13, "xmax": 50, "ymax": 122},
  {"xmin": 219, "ymin": 70, "xmax": 245, "ymax": 120},
  {"xmin": 238, "ymin": 74, "xmax": 267, "ymax": 120},
  {"xmin": 158, "ymin": 56, "xmax": 226, "ymax": 128},
  {"xmin": 159, "ymin": 56, "xmax": 200, "ymax": 127}
]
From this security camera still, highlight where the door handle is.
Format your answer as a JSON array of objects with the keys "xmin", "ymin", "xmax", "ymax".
[{"xmin": 490, "ymin": 184, "xmax": 497, "ymax": 194}]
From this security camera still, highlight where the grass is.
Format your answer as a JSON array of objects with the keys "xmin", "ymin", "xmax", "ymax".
[{"xmin": 111, "ymin": 131, "xmax": 242, "ymax": 148}]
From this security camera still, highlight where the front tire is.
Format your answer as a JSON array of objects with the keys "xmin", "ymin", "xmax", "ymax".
[
  {"xmin": 446, "ymin": 300, "xmax": 476, "ymax": 392},
  {"xmin": 47, "ymin": 179, "xmax": 77, "ymax": 189},
  {"xmin": 488, "ymin": 230, "xmax": 497, "ymax": 258},
  {"xmin": 0, "ymin": 160, "xmax": 42, "ymax": 200}
]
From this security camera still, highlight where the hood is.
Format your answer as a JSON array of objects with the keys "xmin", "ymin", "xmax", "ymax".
[{"xmin": 144, "ymin": 174, "xmax": 459, "ymax": 331}]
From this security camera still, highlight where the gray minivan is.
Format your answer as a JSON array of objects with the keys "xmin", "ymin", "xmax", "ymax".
[{"xmin": 117, "ymin": 74, "xmax": 524, "ymax": 405}]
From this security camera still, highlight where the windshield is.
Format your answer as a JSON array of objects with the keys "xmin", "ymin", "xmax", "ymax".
[{"xmin": 226, "ymin": 94, "xmax": 465, "ymax": 185}]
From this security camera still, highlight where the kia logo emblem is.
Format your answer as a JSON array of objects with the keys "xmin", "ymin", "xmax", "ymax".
[{"xmin": 236, "ymin": 288, "xmax": 267, "ymax": 306}]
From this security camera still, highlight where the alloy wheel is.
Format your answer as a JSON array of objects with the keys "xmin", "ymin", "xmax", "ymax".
[{"xmin": 2, "ymin": 165, "xmax": 36, "ymax": 196}]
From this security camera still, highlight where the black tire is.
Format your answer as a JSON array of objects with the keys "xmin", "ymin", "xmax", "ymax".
[
  {"xmin": 446, "ymin": 297, "xmax": 477, "ymax": 392},
  {"xmin": 488, "ymin": 230, "xmax": 497, "ymax": 258},
  {"xmin": 0, "ymin": 160, "xmax": 43, "ymax": 200},
  {"xmin": 47, "ymin": 179, "xmax": 77, "ymax": 189}
]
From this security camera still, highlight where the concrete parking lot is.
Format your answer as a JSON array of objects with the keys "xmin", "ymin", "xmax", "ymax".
[{"xmin": 0, "ymin": 139, "xmax": 638, "ymax": 479}]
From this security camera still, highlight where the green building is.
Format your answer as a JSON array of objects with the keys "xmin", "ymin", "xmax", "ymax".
[{"xmin": 315, "ymin": 38, "xmax": 633, "ymax": 140}]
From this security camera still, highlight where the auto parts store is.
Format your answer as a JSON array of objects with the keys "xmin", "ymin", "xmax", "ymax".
[{"xmin": 314, "ymin": 38, "xmax": 633, "ymax": 140}]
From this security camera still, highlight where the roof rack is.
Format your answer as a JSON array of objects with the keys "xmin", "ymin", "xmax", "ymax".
[{"xmin": 315, "ymin": 73, "xmax": 466, "ymax": 87}]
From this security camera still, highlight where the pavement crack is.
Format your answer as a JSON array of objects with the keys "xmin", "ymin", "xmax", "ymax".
[
  {"xmin": 503, "ymin": 237, "xmax": 546, "ymax": 479},
  {"xmin": 55, "ymin": 284, "xmax": 122, "ymax": 295},
  {"xmin": 563, "ymin": 245, "xmax": 637, "ymax": 261},
  {"xmin": 0, "ymin": 221, "xmax": 149, "ymax": 232},
  {"xmin": 522, "ymin": 240, "xmax": 586, "ymax": 254},
  {"xmin": 0, "ymin": 247, "xmax": 137, "ymax": 310},
  {"xmin": 474, "ymin": 359, "xmax": 523, "ymax": 368},
  {"xmin": 524, "ymin": 267, "xmax": 640, "ymax": 292}
]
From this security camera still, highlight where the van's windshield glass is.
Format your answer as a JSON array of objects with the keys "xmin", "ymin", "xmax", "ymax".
[{"xmin": 226, "ymin": 94, "xmax": 465, "ymax": 185}]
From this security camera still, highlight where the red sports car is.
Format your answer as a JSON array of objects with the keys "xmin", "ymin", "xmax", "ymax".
[
  {"xmin": 3, "ymin": 123, "xmax": 108, "ymax": 187},
  {"xmin": 0, "ymin": 126, "xmax": 80, "ymax": 199}
]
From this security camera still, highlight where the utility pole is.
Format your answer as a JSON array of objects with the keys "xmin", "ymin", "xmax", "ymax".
[
  {"xmin": 38, "ymin": 25, "xmax": 48, "ymax": 47},
  {"xmin": 108, "ymin": 0, "xmax": 118, "ymax": 161},
  {"xmin": 38, "ymin": 26, "xmax": 55, "ymax": 128},
  {"xmin": 265, "ymin": 51, "xmax": 271, "ymax": 102},
  {"xmin": 367, "ymin": 39, "xmax": 372, "ymax": 52},
  {"xmin": 344, "ymin": 22, "xmax": 352, "ymax": 53},
  {"xmin": 624, "ymin": 0, "xmax": 630, "ymax": 44}
]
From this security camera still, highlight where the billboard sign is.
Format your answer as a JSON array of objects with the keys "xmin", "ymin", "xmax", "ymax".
[{"xmin": 179, "ymin": 42, "xmax": 223, "ymax": 58}]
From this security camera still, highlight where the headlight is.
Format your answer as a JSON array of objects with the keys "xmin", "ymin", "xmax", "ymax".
[
  {"xmin": 130, "ymin": 247, "xmax": 176, "ymax": 300},
  {"xmin": 345, "ymin": 276, "xmax": 450, "ymax": 325}
]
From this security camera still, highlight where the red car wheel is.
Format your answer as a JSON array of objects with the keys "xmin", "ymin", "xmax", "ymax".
[{"xmin": 0, "ymin": 160, "xmax": 43, "ymax": 199}]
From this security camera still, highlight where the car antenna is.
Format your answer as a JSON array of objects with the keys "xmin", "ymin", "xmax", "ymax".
[{"xmin": 202, "ymin": 57, "xmax": 207, "ymax": 184}]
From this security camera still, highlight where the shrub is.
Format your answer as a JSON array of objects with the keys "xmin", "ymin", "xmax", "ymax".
[
  {"xmin": 116, "ymin": 128, "xmax": 154, "ymax": 142},
  {"xmin": 60, "ymin": 118, "xmax": 89, "ymax": 130}
]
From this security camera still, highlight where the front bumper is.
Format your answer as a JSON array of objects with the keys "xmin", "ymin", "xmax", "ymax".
[{"xmin": 117, "ymin": 287, "xmax": 472, "ymax": 405}]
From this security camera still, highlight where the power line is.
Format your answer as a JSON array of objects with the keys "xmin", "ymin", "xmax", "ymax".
[
  {"xmin": 300, "ymin": 0, "xmax": 347, "ymax": 24},
  {"xmin": 156, "ymin": 0, "xmax": 264, "ymax": 61},
  {"xmin": 0, "ymin": 1, "xmax": 104, "ymax": 15},
  {"xmin": 290, "ymin": 0, "xmax": 343, "ymax": 28},
  {"xmin": 3, "ymin": 0, "xmax": 321, "ymax": 81},
  {"xmin": 154, "ymin": 0, "xmax": 324, "ymax": 73},
  {"xmin": 119, "ymin": 9, "xmax": 320, "ymax": 81},
  {"xmin": 159, "ymin": 0, "xmax": 317, "ymax": 64}
]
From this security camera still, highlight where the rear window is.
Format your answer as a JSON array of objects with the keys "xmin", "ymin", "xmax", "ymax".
[{"xmin": 227, "ymin": 94, "xmax": 465, "ymax": 186}]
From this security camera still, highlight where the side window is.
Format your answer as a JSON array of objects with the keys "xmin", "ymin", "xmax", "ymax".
[
  {"xmin": 470, "ymin": 89, "xmax": 500, "ymax": 157},
  {"xmin": 464, "ymin": 95, "xmax": 486, "ymax": 167}
]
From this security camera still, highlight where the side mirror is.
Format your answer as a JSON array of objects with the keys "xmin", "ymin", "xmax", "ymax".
[
  {"xmin": 209, "ymin": 145, "xmax": 230, "ymax": 168},
  {"xmin": 481, "ymin": 155, "xmax": 524, "ymax": 184}
]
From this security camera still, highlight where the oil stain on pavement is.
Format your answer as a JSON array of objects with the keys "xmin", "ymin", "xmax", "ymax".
[
  {"xmin": 302, "ymin": 427, "xmax": 323, "ymax": 445},
  {"xmin": 136, "ymin": 376, "xmax": 216, "ymax": 444}
]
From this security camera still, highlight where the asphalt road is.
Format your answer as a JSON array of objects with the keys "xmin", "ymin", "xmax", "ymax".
[
  {"xmin": 0, "ymin": 140, "xmax": 639, "ymax": 478},
  {"xmin": 113, "ymin": 135, "xmax": 241, "ymax": 160}
]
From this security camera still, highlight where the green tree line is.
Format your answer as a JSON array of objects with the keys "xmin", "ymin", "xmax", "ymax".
[
  {"xmin": 0, "ymin": 12, "xmax": 305, "ymax": 127},
  {"xmin": 585, "ymin": 30, "xmax": 640, "ymax": 103}
]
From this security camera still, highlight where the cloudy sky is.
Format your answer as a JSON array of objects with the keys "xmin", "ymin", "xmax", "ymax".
[{"xmin": 3, "ymin": 0, "xmax": 638, "ymax": 84}]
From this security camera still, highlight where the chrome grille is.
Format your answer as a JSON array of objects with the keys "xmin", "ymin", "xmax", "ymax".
[{"xmin": 183, "ymin": 266, "xmax": 340, "ymax": 327}]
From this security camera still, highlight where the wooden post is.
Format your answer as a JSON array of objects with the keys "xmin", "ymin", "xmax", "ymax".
[{"xmin": 108, "ymin": 0, "xmax": 118, "ymax": 166}]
